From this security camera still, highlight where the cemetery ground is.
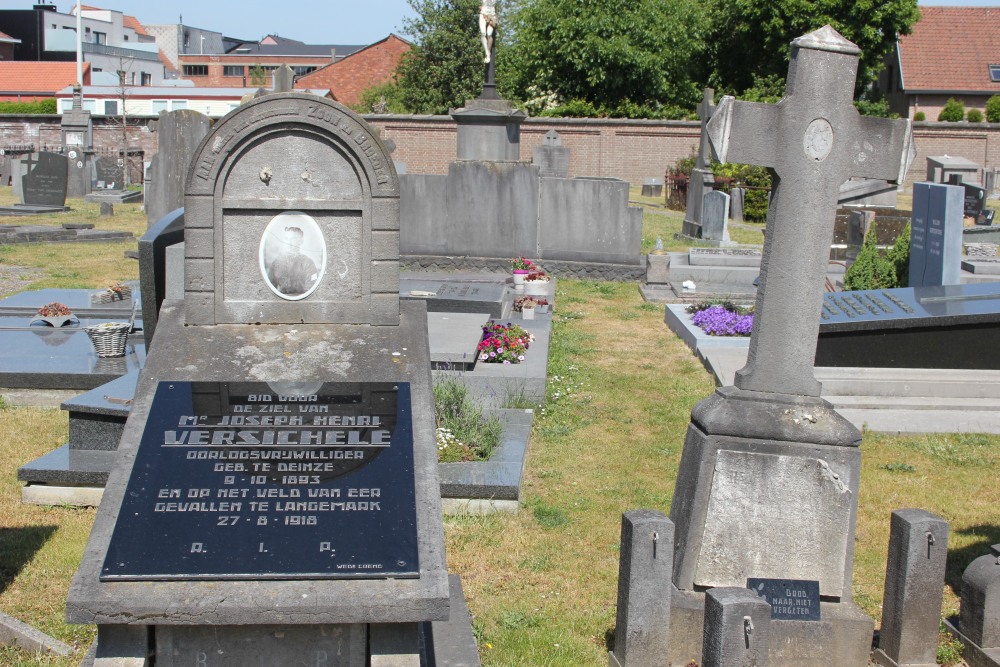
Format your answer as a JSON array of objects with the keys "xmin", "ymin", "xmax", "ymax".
[{"xmin": 0, "ymin": 193, "xmax": 997, "ymax": 665}]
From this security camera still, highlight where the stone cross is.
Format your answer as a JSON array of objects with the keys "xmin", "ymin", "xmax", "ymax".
[
  {"xmin": 707, "ymin": 25, "xmax": 914, "ymax": 396},
  {"xmin": 695, "ymin": 88, "xmax": 716, "ymax": 172},
  {"xmin": 682, "ymin": 88, "xmax": 716, "ymax": 236}
]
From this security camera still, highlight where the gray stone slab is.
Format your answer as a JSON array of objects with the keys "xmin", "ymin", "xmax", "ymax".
[
  {"xmin": 688, "ymin": 247, "xmax": 762, "ymax": 267},
  {"xmin": 62, "ymin": 370, "xmax": 137, "ymax": 419},
  {"xmin": 664, "ymin": 304, "xmax": 752, "ymax": 353},
  {"xmin": 401, "ymin": 278, "xmax": 508, "ymax": 319},
  {"xmin": 84, "ymin": 189, "xmax": 142, "ymax": 204},
  {"xmin": 0, "ymin": 328, "xmax": 145, "ymax": 390},
  {"xmin": 156, "ymin": 624, "xmax": 366, "ymax": 667},
  {"xmin": 610, "ymin": 510, "xmax": 673, "ymax": 667},
  {"xmin": 962, "ymin": 259, "xmax": 1000, "ymax": 275},
  {"xmin": 451, "ymin": 102, "xmax": 526, "ymax": 161},
  {"xmin": 17, "ymin": 444, "xmax": 117, "ymax": 486},
  {"xmin": 427, "ymin": 312, "xmax": 491, "ymax": 367},
  {"xmin": 702, "ymin": 587, "xmax": 770, "ymax": 667},
  {"xmin": 145, "ymin": 110, "xmax": 211, "ymax": 229},
  {"xmin": 0, "ymin": 610, "xmax": 72, "ymax": 656},
  {"xmin": 538, "ymin": 177, "xmax": 642, "ymax": 264},
  {"xmin": 874, "ymin": 509, "xmax": 949, "ymax": 667},
  {"xmin": 438, "ymin": 409, "xmax": 532, "ymax": 501},
  {"xmin": 696, "ymin": 449, "xmax": 853, "ymax": 596},
  {"xmin": 430, "ymin": 575, "xmax": 483, "ymax": 667},
  {"xmin": 0, "ymin": 287, "xmax": 139, "ymax": 314},
  {"xmin": 0, "ymin": 204, "xmax": 70, "ymax": 216}
]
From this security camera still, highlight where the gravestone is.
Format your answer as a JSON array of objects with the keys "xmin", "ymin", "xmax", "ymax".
[
  {"xmin": 67, "ymin": 93, "xmax": 451, "ymax": 665},
  {"xmin": 532, "ymin": 130, "xmax": 570, "ymax": 178},
  {"xmin": 145, "ymin": 110, "xmax": 212, "ymax": 228},
  {"xmin": 272, "ymin": 64, "xmax": 295, "ymax": 93},
  {"xmin": 961, "ymin": 179, "xmax": 987, "ymax": 218},
  {"xmin": 641, "ymin": 178, "xmax": 663, "ymax": 197},
  {"xmin": 926, "ymin": 155, "xmax": 979, "ymax": 184},
  {"xmin": 730, "ymin": 186, "xmax": 744, "ymax": 223},
  {"xmin": 701, "ymin": 190, "xmax": 731, "ymax": 243},
  {"xmin": 945, "ymin": 543, "xmax": 1000, "ymax": 667},
  {"xmin": 667, "ymin": 25, "xmax": 913, "ymax": 666},
  {"xmin": 93, "ymin": 155, "xmax": 122, "ymax": 189},
  {"xmin": 909, "ymin": 182, "xmax": 963, "ymax": 287},
  {"xmin": 681, "ymin": 88, "xmax": 717, "ymax": 238},
  {"xmin": 62, "ymin": 84, "xmax": 93, "ymax": 198},
  {"xmin": 22, "ymin": 152, "xmax": 68, "ymax": 207}
]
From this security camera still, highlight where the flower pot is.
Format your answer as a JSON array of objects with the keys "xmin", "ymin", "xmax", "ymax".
[
  {"xmin": 536, "ymin": 304, "xmax": 549, "ymax": 314},
  {"xmin": 513, "ymin": 270, "xmax": 529, "ymax": 289},
  {"xmin": 522, "ymin": 307, "xmax": 536, "ymax": 320},
  {"xmin": 524, "ymin": 280, "xmax": 550, "ymax": 297}
]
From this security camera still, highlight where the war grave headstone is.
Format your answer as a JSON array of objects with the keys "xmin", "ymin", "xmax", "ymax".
[
  {"xmin": 532, "ymin": 129, "xmax": 570, "ymax": 178},
  {"xmin": 909, "ymin": 182, "xmax": 964, "ymax": 287},
  {"xmin": 67, "ymin": 93, "xmax": 458, "ymax": 666},
  {"xmin": 145, "ymin": 109, "xmax": 212, "ymax": 228},
  {"xmin": 953, "ymin": 175, "xmax": 988, "ymax": 218},
  {"xmin": 641, "ymin": 177, "xmax": 663, "ymax": 197},
  {"xmin": 62, "ymin": 84, "xmax": 94, "ymax": 198},
  {"xmin": 681, "ymin": 88, "xmax": 717, "ymax": 239},
  {"xmin": 0, "ymin": 152, "xmax": 70, "ymax": 215},
  {"xmin": 944, "ymin": 543, "xmax": 1000, "ymax": 667},
  {"xmin": 701, "ymin": 190, "xmax": 732, "ymax": 244},
  {"xmin": 665, "ymin": 26, "xmax": 914, "ymax": 665}
]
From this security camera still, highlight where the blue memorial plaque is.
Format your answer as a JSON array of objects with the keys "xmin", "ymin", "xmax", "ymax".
[
  {"xmin": 747, "ymin": 578, "xmax": 821, "ymax": 621},
  {"xmin": 101, "ymin": 381, "xmax": 418, "ymax": 581}
]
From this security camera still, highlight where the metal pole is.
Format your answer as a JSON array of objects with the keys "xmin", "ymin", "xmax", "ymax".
[{"xmin": 75, "ymin": 2, "xmax": 82, "ymax": 85}]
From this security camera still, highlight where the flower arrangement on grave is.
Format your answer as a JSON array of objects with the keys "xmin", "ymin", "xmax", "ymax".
[
  {"xmin": 513, "ymin": 296, "xmax": 548, "ymax": 312},
  {"xmin": 686, "ymin": 301, "xmax": 754, "ymax": 336},
  {"xmin": 511, "ymin": 256, "xmax": 534, "ymax": 272},
  {"xmin": 525, "ymin": 269, "xmax": 550, "ymax": 282},
  {"xmin": 478, "ymin": 320, "xmax": 534, "ymax": 364},
  {"xmin": 32, "ymin": 301, "xmax": 76, "ymax": 328},
  {"xmin": 37, "ymin": 302, "xmax": 73, "ymax": 318}
]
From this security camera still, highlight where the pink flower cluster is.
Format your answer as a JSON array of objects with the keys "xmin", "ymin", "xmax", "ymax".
[{"xmin": 478, "ymin": 320, "xmax": 534, "ymax": 364}]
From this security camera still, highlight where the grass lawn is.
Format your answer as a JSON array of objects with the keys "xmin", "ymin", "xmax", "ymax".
[{"xmin": 0, "ymin": 190, "xmax": 997, "ymax": 665}]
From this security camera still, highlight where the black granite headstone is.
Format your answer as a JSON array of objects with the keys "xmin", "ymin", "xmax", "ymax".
[
  {"xmin": 94, "ymin": 155, "xmax": 123, "ymax": 188},
  {"xmin": 101, "ymin": 381, "xmax": 419, "ymax": 581},
  {"xmin": 21, "ymin": 152, "xmax": 68, "ymax": 207},
  {"xmin": 963, "ymin": 181, "xmax": 986, "ymax": 218}
]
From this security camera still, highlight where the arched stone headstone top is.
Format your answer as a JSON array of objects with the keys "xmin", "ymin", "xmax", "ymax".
[{"xmin": 182, "ymin": 93, "xmax": 400, "ymax": 327}]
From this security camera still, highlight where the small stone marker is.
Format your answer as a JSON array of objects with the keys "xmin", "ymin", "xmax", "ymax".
[
  {"xmin": 702, "ymin": 587, "xmax": 771, "ymax": 667},
  {"xmin": 909, "ymin": 182, "xmax": 963, "ymax": 287},
  {"xmin": 145, "ymin": 109, "xmax": 212, "ymax": 228},
  {"xmin": 701, "ymin": 190, "xmax": 731, "ymax": 243},
  {"xmin": 272, "ymin": 64, "xmax": 295, "ymax": 93},
  {"xmin": 668, "ymin": 25, "xmax": 914, "ymax": 666},
  {"xmin": 951, "ymin": 543, "xmax": 1000, "ymax": 664},
  {"xmin": 873, "ymin": 509, "xmax": 949, "ymax": 667},
  {"xmin": 532, "ymin": 129, "xmax": 570, "ymax": 178},
  {"xmin": 609, "ymin": 510, "xmax": 673, "ymax": 667},
  {"xmin": 730, "ymin": 186, "xmax": 745, "ymax": 223},
  {"xmin": 99, "ymin": 202, "xmax": 113, "ymax": 217}
]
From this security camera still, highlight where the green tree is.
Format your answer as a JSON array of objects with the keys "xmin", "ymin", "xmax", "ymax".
[
  {"xmin": 703, "ymin": 0, "xmax": 920, "ymax": 98},
  {"xmin": 986, "ymin": 95, "xmax": 1000, "ymax": 123},
  {"xmin": 249, "ymin": 64, "xmax": 267, "ymax": 87},
  {"xmin": 938, "ymin": 98, "xmax": 964, "ymax": 122},
  {"xmin": 503, "ymin": 0, "xmax": 707, "ymax": 114},
  {"xmin": 394, "ymin": 0, "xmax": 488, "ymax": 114},
  {"xmin": 844, "ymin": 221, "xmax": 898, "ymax": 291}
]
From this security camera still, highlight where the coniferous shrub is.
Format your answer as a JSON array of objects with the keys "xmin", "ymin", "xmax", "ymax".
[
  {"xmin": 913, "ymin": 111, "xmax": 926, "ymax": 121},
  {"xmin": 938, "ymin": 98, "xmax": 965, "ymax": 122},
  {"xmin": 844, "ymin": 221, "xmax": 898, "ymax": 291},
  {"xmin": 887, "ymin": 223, "xmax": 911, "ymax": 288},
  {"xmin": 986, "ymin": 96, "xmax": 1000, "ymax": 123},
  {"xmin": 968, "ymin": 108, "xmax": 984, "ymax": 123}
]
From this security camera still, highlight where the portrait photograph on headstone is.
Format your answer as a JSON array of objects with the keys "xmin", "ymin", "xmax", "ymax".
[
  {"xmin": 5, "ymin": 4, "xmax": 1000, "ymax": 666},
  {"xmin": 259, "ymin": 212, "xmax": 327, "ymax": 300}
]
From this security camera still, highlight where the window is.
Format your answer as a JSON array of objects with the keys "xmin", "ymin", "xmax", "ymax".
[
  {"xmin": 151, "ymin": 99, "xmax": 168, "ymax": 114},
  {"xmin": 183, "ymin": 65, "xmax": 208, "ymax": 76},
  {"xmin": 990, "ymin": 65, "xmax": 1000, "ymax": 83},
  {"xmin": 94, "ymin": 31, "xmax": 106, "ymax": 45},
  {"xmin": 292, "ymin": 66, "xmax": 316, "ymax": 76},
  {"xmin": 59, "ymin": 99, "xmax": 73, "ymax": 113},
  {"xmin": 172, "ymin": 100, "xmax": 187, "ymax": 110},
  {"xmin": 123, "ymin": 35, "xmax": 129, "ymax": 41},
  {"xmin": 259, "ymin": 65, "xmax": 279, "ymax": 72},
  {"xmin": 223, "ymin": 65, "xmax": 244, "ymax": 77},
  {"xmin": 103, "ymin": 100, "xmax": 118, "ymax": 115},
  {"xmin": 82, "ymin": 99, "xmax": 96, "ymax": 113},
  {"xmin": 141, "ymin": 72, "xmax": 151, "ymax": 86}
]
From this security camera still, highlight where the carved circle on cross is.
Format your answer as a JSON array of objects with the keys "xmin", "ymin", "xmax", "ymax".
[{"xmin": 803, "ymin": 118, "xmax": 834, "ymax": 162}]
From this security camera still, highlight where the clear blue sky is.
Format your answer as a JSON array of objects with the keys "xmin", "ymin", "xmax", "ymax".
[
  {"xmin": 6, "ymin": 2, "xmax": 418, "ymax": 45},
  {"xmin": 7, "ymin": 1, "xmax": 1000, "ymax": 47}
]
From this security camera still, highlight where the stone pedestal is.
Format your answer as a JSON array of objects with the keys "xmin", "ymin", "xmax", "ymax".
[
  {"xmin": 451, "ymin": 97, "xmax": 526, "ymax": 162},
  {"xmin": 668, "ymin": 386, "xmax": 873, "ymax": 666}
]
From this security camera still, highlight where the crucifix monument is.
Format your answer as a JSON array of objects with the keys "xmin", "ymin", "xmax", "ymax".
[
  {"xmin": 681, "ymin": 88, "xmax": 717, "ymax": 238},
  {"xmin": 667, "ymin": 26, "xmax": 914, "ymax": 665}
]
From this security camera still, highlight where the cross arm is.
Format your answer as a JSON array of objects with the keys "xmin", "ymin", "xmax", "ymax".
[
  {"xmin": 850, "ymin": 116, "xmax": 915, "ymax": 183},
  {"xmin": 706, "ymin": 96, "xmax": 780, "ymax": 168}
]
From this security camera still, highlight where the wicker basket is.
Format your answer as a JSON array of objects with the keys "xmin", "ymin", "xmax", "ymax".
[
  {"xmin": 91, "ymin": 286, "xmax": 132, "ymax": 305},
  {"xmin": 84, "ymin": 322, "xmax": 131, "ymax": 358}
]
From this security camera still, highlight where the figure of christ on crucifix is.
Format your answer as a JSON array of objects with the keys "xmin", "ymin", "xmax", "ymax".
[{"xmin": 479, "ymin": 0, "xmax": 498, "ymax": 64}]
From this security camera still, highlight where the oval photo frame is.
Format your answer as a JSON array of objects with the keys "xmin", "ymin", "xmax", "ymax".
[{"xmin": 258, "ymin": 211, "xmax": 327, "ymax": 301}]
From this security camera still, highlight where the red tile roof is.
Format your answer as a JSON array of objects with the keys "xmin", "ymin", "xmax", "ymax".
[
  {"xmin": 295, "ymin": 35, "xmax": 411, "ymax": 107},
  {"xmin": 0, "ymin": 61, "xmax": 91, "ymax": 96},
  {"xmin": 123, "ymin": 14, "xmax": 149, "ymax": 37},
  {"xmin": 898, "ymin": 7, "xmax": 1000, "ymax": 93}
]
